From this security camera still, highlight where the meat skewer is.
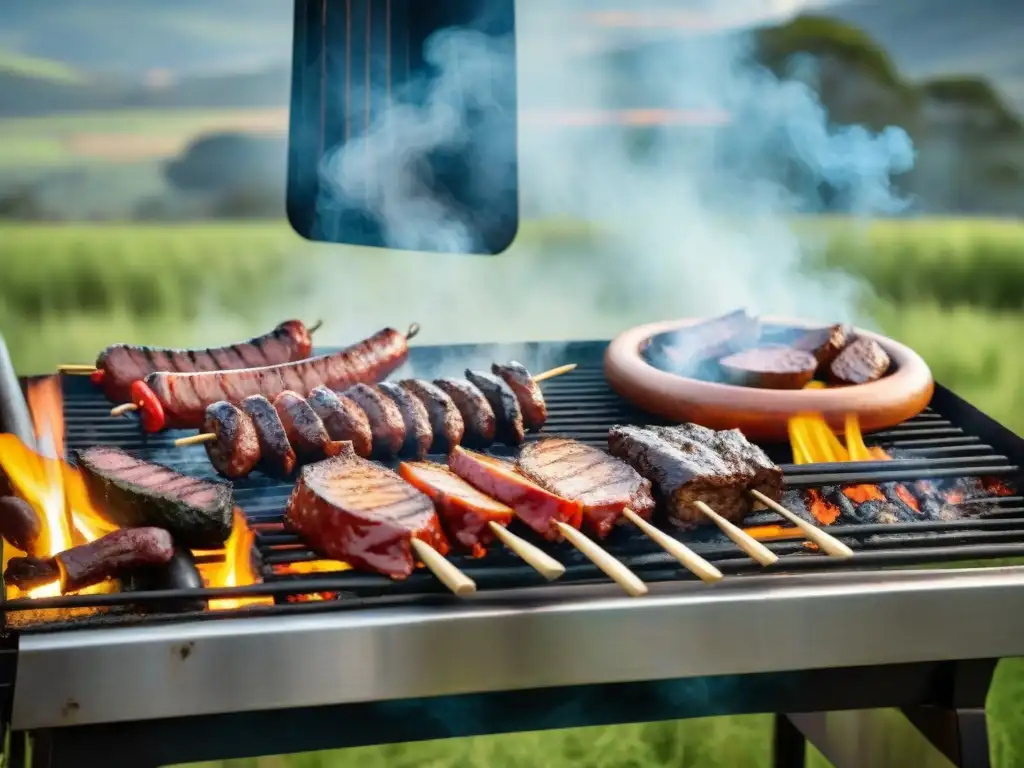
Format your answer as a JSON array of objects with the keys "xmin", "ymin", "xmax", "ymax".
[
  {"xmin": 59, "ymin": 320, "xmax": 323, "ymax": 403},
  {"xmin": 110, "ymin": 324, "xmax": 420, "ymax": 432},
  {"xmin": 284, "ymin": 446, "xmax": 475, "ymax": 594},
  {"xmin": 517, "ymin": 438, "xmax": 722, "ymax": 583},
  {"xmin": 399, "ymin": 461, "xmax": 565, "ymax": 581},
  {"xmin": 449, "ymin": 446, "xmax": 647, "ymax": 597}
]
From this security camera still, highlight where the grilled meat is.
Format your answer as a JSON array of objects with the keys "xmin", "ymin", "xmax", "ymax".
[
  {"xmin": 399, "ymin": 461, "xmax": 514, "ymax": 557},
  {"xmin": 0, "ymin": 495, "xmax": 43, "ymax": 556},
  {"xmin": 399, "ymin": 379, "xmax": 465, "ymax": 452},
  {"xmin": 465, "ymin": 370, "xmax": 525, "ymax": 445},
  {"xmin": 608, "ymin": 424, "xmax": 783, "ymax": 525},
  {"xmin": 434, "ymin": 378, "xmax": 496, "ymax": 447},
  {"xmin": 517, "ymin": 438, "xmax": 656, "ymax": 538},
  {"xmin": 449, "ymin": 446, "xmax": 583, "ymax": 540},
  {"xmin": 344, "ymin": 383, "xmax": 406, "ymax": 457},
  {"xmin": 95, "ymin": 320, "xmax": 316, "ymax": 403},
  {"xmin": 55, "ymin": 527, "xmax": 175, "ymax": 594},
  {"xmin": 378, "ymin": 382, "xmax": 433, "ymax": 458},
  {"xmin": 241, "ymin": 394, "xmax": 298, "ymax": 478},
  {"xmin": 75, "ymin": 446, "xmax": 233, "ymax": 548},
  {"xmin": 719, "ymin": 346, "xmax": 818, "ymax": 390},
  {"xmin": 274, "ymin": 390, "xmax": 348, "ymax": 463},
  {"xmin": 141, "ymin": 326, "xmax": 411, "ymax": 431},
  {"xmin": 491, "ymin": 361, "xmax": 547, "ymax": 431},
  {"xmin": 4, "ymin": 556, "xmax": 59, "ymax": 590},
  {"xmin": 284, "ymin": 446, "xmax": 449, "ymax": 579},
  {"xmin": 202, "ymin": 401, "xmax": 261, "ymax": 479},
  {"xmin": 307, "ymin": 385, "xmax": 374, "ymax": 458},
  {"xmin": 829, "ymin": 338, "xmax": 891, "ymax": 385},
  {"xmin": 790, "ymin": 323, "xmax": 852, "ymax": 367}
]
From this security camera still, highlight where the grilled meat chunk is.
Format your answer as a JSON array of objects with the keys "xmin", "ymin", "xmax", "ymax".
[
  {"xmin": 285, "ymin": 446, "xmax": 449, "ymax": 579},
  {"xmin": 344, "ymin": 383, "xmax": 406, "ymax": 457},
  {"xmin": 608, "ymin": 424, "xmax": 783, "ymax": 525},
  {"xmin": 449, "ymin": 446, "xmax": 583, "ymax": 540},
  {"xmin": 0, "ymin": 495, "xmax": 43, "ymax": 556},
  {"xmin": 4, "ymin": 556, "xmax": 59, "ymax": 590},
  {"xmin": 241, "ymin": 394, "xmax": 297, "ymax": 478},
  {"xmin": 829, "ymin": 338, "xmax": 891, "ymax": 385},
  {"xmin": 377, "ymin": 382, "xmax": 433, "ymax": 458},
  {"xmin": 517, "ymin": 438, "xmax": 656, "ymax": 538},
  {"xmin": 434, "ymin": 378, "xmax": 496, "ymax": 447},
  {"xmin": 399, "ymin": 379, "xmax": 465, "ymax": 452},
  {"xmin": 491, "ymin": 361, "xmax": 547, "ymax": 431},
  {"xmin": 465, "ymin": 369, "xmax": 525, "ymax": 445},
  {"xmin": 274, "ymin": 390, "xmax": 348, "ymax": 462},
  {"xmin": 719, "ymin": 346, "xmax": 818, "ymax": 390},
  {"xmin": 790, "ymin": 323, "xmax": 852, "ymax": 367},
  {"xmin": 75, "ymin": 446, "xmax": 233, "ymax": 548},
  {"xmin": 307, "ymin": 385, "xmax": 374, "ymax": 458},
  {"xmin": 202, "ymin": 401, "xmax": 261, "ymax": 479},
  {"xmin": 56, "ymin": 527, "xmax": 175, "ymax": 594},
  {"xmin": 399, "ymin": 461, "xmax": 514, "ymax": 557}
]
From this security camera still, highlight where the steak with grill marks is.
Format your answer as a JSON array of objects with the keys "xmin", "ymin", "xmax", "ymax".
[
  {"xmin": 608, "ymin": 424, "xmax": 783, "ymax": 525},
  {"xmin": 516, "ymin": 438, "xmax": 655, "ymax": 538},
  {"xmin": 75, "ymin": 446, "xmax": 233, "ymax": 548},
  {"xmin": 284, "ymin": 445, "xmax": 449, "ymax": 579}
]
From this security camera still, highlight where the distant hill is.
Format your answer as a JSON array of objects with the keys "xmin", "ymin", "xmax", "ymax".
[{"xmin": 827, "ymin": 0, "xmax": 1024, "ymax": 112}]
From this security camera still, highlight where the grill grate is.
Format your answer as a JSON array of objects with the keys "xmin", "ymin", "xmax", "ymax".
[{"xmin": 12, "ymin": 340, "xmax": 1024, "ymax": 626}]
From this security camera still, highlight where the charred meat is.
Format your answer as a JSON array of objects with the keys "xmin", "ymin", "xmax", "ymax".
[
  {"xmin": 608, "ymin": 424, "xmax": 783, "ymax": 525},
  {"xmin": 491, "ymin": 361, "xmax": 547, "ymax": 431},
  {"xmin": 75, "ymin": 446, "xmax": 233, "ymax": 548},
  {"xmin": 344, "ymin": 383, "xmax": 406, "ymax": 457},
  {"xmin": 0, "ymin": 495, "xmax": 43, "ymax": 556},
  {"xmin": 790, "ymin": 323, "xmax": 852, "ymax": 367},
  {"xmin": 465, "ymin": 369, "xmax": 525, "ymax": 445},
  {"xmin": 719, "ymin": 346, "xmax": 818, "ymax": 390},
  {"xmin": 517, "ymin": 438, "xmax": 656, "ymax": 538},
  {"xmin": 273, "ymin": 390, "xmax": 348, "ymax": 463},
  {"xmin": 241, "ymin": 394, "xmax": 298, "ymax": 478},
  {"xmin": 399, "ymin": 461, "xmax": 514, "ymax": 557},
  {"xmin": 202, "ymin": 401, "xmax": 261, "ymax": 479},
  {"xmin": 307, "ymin": 385, "xmax": 374, "ymax": 458},
  {"xmin": 829, "ymin": 337, "xmax": 891, "ymax": 385},
  {"xmin": 434, "ymin": 378, "xmax": 496, "ymax": 447},
  {"xmin": 399, "ymin": 379, "xmax": 465, "ymax": 453},
  {"xmin": 56, "ymin": 527, "xmax": 175, "ymax": 593},
  {"xmin": 377, "ymin": 382, "xmax": 434, "ymax": 458},
  {"xmin": 285, "ymin": 446, "xmax": 448, "ymax": 579}
]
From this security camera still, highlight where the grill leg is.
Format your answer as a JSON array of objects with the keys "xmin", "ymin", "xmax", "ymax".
[{"xmin": 772, "ymin": 713, "xmax": 807, "ymax": 768}]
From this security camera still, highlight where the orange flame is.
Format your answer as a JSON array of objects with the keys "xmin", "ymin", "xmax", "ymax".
[{"xmin": 207, "ymin": 509, "xmax": 274, "ymax": 610}]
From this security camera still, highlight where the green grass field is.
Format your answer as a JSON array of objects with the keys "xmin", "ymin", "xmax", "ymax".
[{"xmin": 1, "ymin": 216, "xmax": 1023, "ymax": 767}]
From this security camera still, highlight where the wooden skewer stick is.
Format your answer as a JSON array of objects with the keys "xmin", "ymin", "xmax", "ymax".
[
  {"xmin": 410, "ymin": 539, "xmax": 477, "ymax": 595},
  {"xmin": 748, "ymin": 490, "xmax": 854, "ymax": 559},
  {"xmin": 693, "ymin": 501, "xmax": 778, "ymax": 566},
  {"xmin": 110, "ymin": 403, "xmax": 138, "ymax": 417},
  {"xmin": 621, "ymin": 508, "xmax": 723, "ymax": 583},
  {"xmin": 175, "ymin": 433, "xmax": 218, "ymax": 448},
  {"xmin": 488, "ymin": 522, "xmax": 566, "ymax": 581},
  {"xmin": 56, "ymin": 364, "xmax": 98, "ymax": 374},
  {"xmin": 554, "ymin": 521, "xmax": 648, "ymax": 597},
  {"xmin": 532, "ymin": 363, "xmax": 577, "ymax": 383}
]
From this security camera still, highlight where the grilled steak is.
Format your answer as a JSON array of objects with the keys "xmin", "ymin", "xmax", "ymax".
[
  {"xmin": 273, "ymin": 390, "xmax": 348, "ymax": 462},
  {"xmin": 377, "ymin": 382, "xmax": 433, "ymax": 458},
  {"xmin": 434, "ymin": 378, "xmax": 496, "ymax": 447},
  {"xmin": 608, "ymin": 424, "xmax": 783, "ymax": 525},
  {"xmin": 202, "ymin": 401, "xmax": 261, "ymax": 479},
  {"xmin": 790, "ymin": 323, "xmax": 852, "ymax": 366},
  {"xmin": 241, "ymin": 394, "xmax": 297, "ymax": 478},
  {"xmin": 491, "ymin": 361, "xmax": 546, "ymax": 431},
  {"xmin": 449, "ymin": 446, "xmax": 583, "ymax": 540},
  {"xmin": 399, "ymin": 379, "xmax": 465, "ymax": 452},
  {"xmin": 829, "ymin": 337, "xmax": 891, "ymax": 385},
  {"xmin": 344, "ymin": 383, "xmax": 406, "ymax": 457},
  {"xmin": 284, "ymin": 446, "xmax": 449, "ymax": 579},
  {"xmin": 465, "ymin": 370, "xmax": 525, "ymax": 445},
  {"xmin": 517, "ymin": 438, "xmax": 656, "ymax": 538},
  {"xmin": 399, "ymin": 461, "xmax": 514, "ymax": 557},
  {"xmin": 719, "ymin": 346, "xmax": 818, "ymax": 390},
  {"xmin": 307, "ymin": 385, "xmax": 374, "ymax": 458},
  {"xmin": 75, "ymin": 446, "xmax": 233, "ymax": 548},
  {"xmin": 56, "ymin": 527, "xmax": 175, "ymax": 594}
]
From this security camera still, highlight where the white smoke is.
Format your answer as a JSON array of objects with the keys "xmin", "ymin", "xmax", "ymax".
[{"xmin": 300, "ymin": 1, "xmax": 913, "ymax": 354}]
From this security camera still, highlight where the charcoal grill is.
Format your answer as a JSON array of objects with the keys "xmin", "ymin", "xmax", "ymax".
[{"xmin": 1, "ymin": 339, "xmax": 1023, "ymax": 768}]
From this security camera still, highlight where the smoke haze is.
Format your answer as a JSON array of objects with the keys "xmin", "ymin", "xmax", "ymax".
[{"xmin": 300, "ymin": 1, "xmax": 913, "ymax": 357}]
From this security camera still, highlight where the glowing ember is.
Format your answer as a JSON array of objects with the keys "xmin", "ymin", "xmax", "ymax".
[
  {"xmin": 894, "ymin": 484, "xmax": 920, "ymax": 512},
  {"xmin": 805, "ymin": 488, "xmax": 841, "ymax": 525},
  {"xmin": 273, "ymin": 559, "xmax": 350, "ymax": 576},
  {"xmin": 207, "ymin": 509, "xmax": 274, "ymax": 610}
]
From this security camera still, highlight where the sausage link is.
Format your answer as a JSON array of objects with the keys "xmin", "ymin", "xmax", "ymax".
[
  {"xmin": 434, "ymin": 378, "xmax": 496, "ymax": 447},
  {"xmin": 97, "ymin": 320, "xmax": 315, "ymax": 403},
  {"xmin": 307, "ymin": 386, "xmax": 374, "ymax": 458},
  {"xmin": 241, "ymin": 395, "xmax": 298, "ymax": 478},
  {"xmin": 202, "ymin": 401, "xmax": 261, "ymax": 479},
  {"xmin": 399, "ymin": 379, "xmax": 465, "ymax": 453},
  {"xmin": 274, "ymin": 391, "xmax": 348, "ymax": 462},
  {"xmin": 344, "ymin": 383, "xmax": 406, "ymax": 457},
  {"xmin": 144, "ymin": 327, "xmax": 410, "ymax": 430},
  {"xmin": 377, "ymin": 382, "xmax": 433, "ymax": 458}
]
